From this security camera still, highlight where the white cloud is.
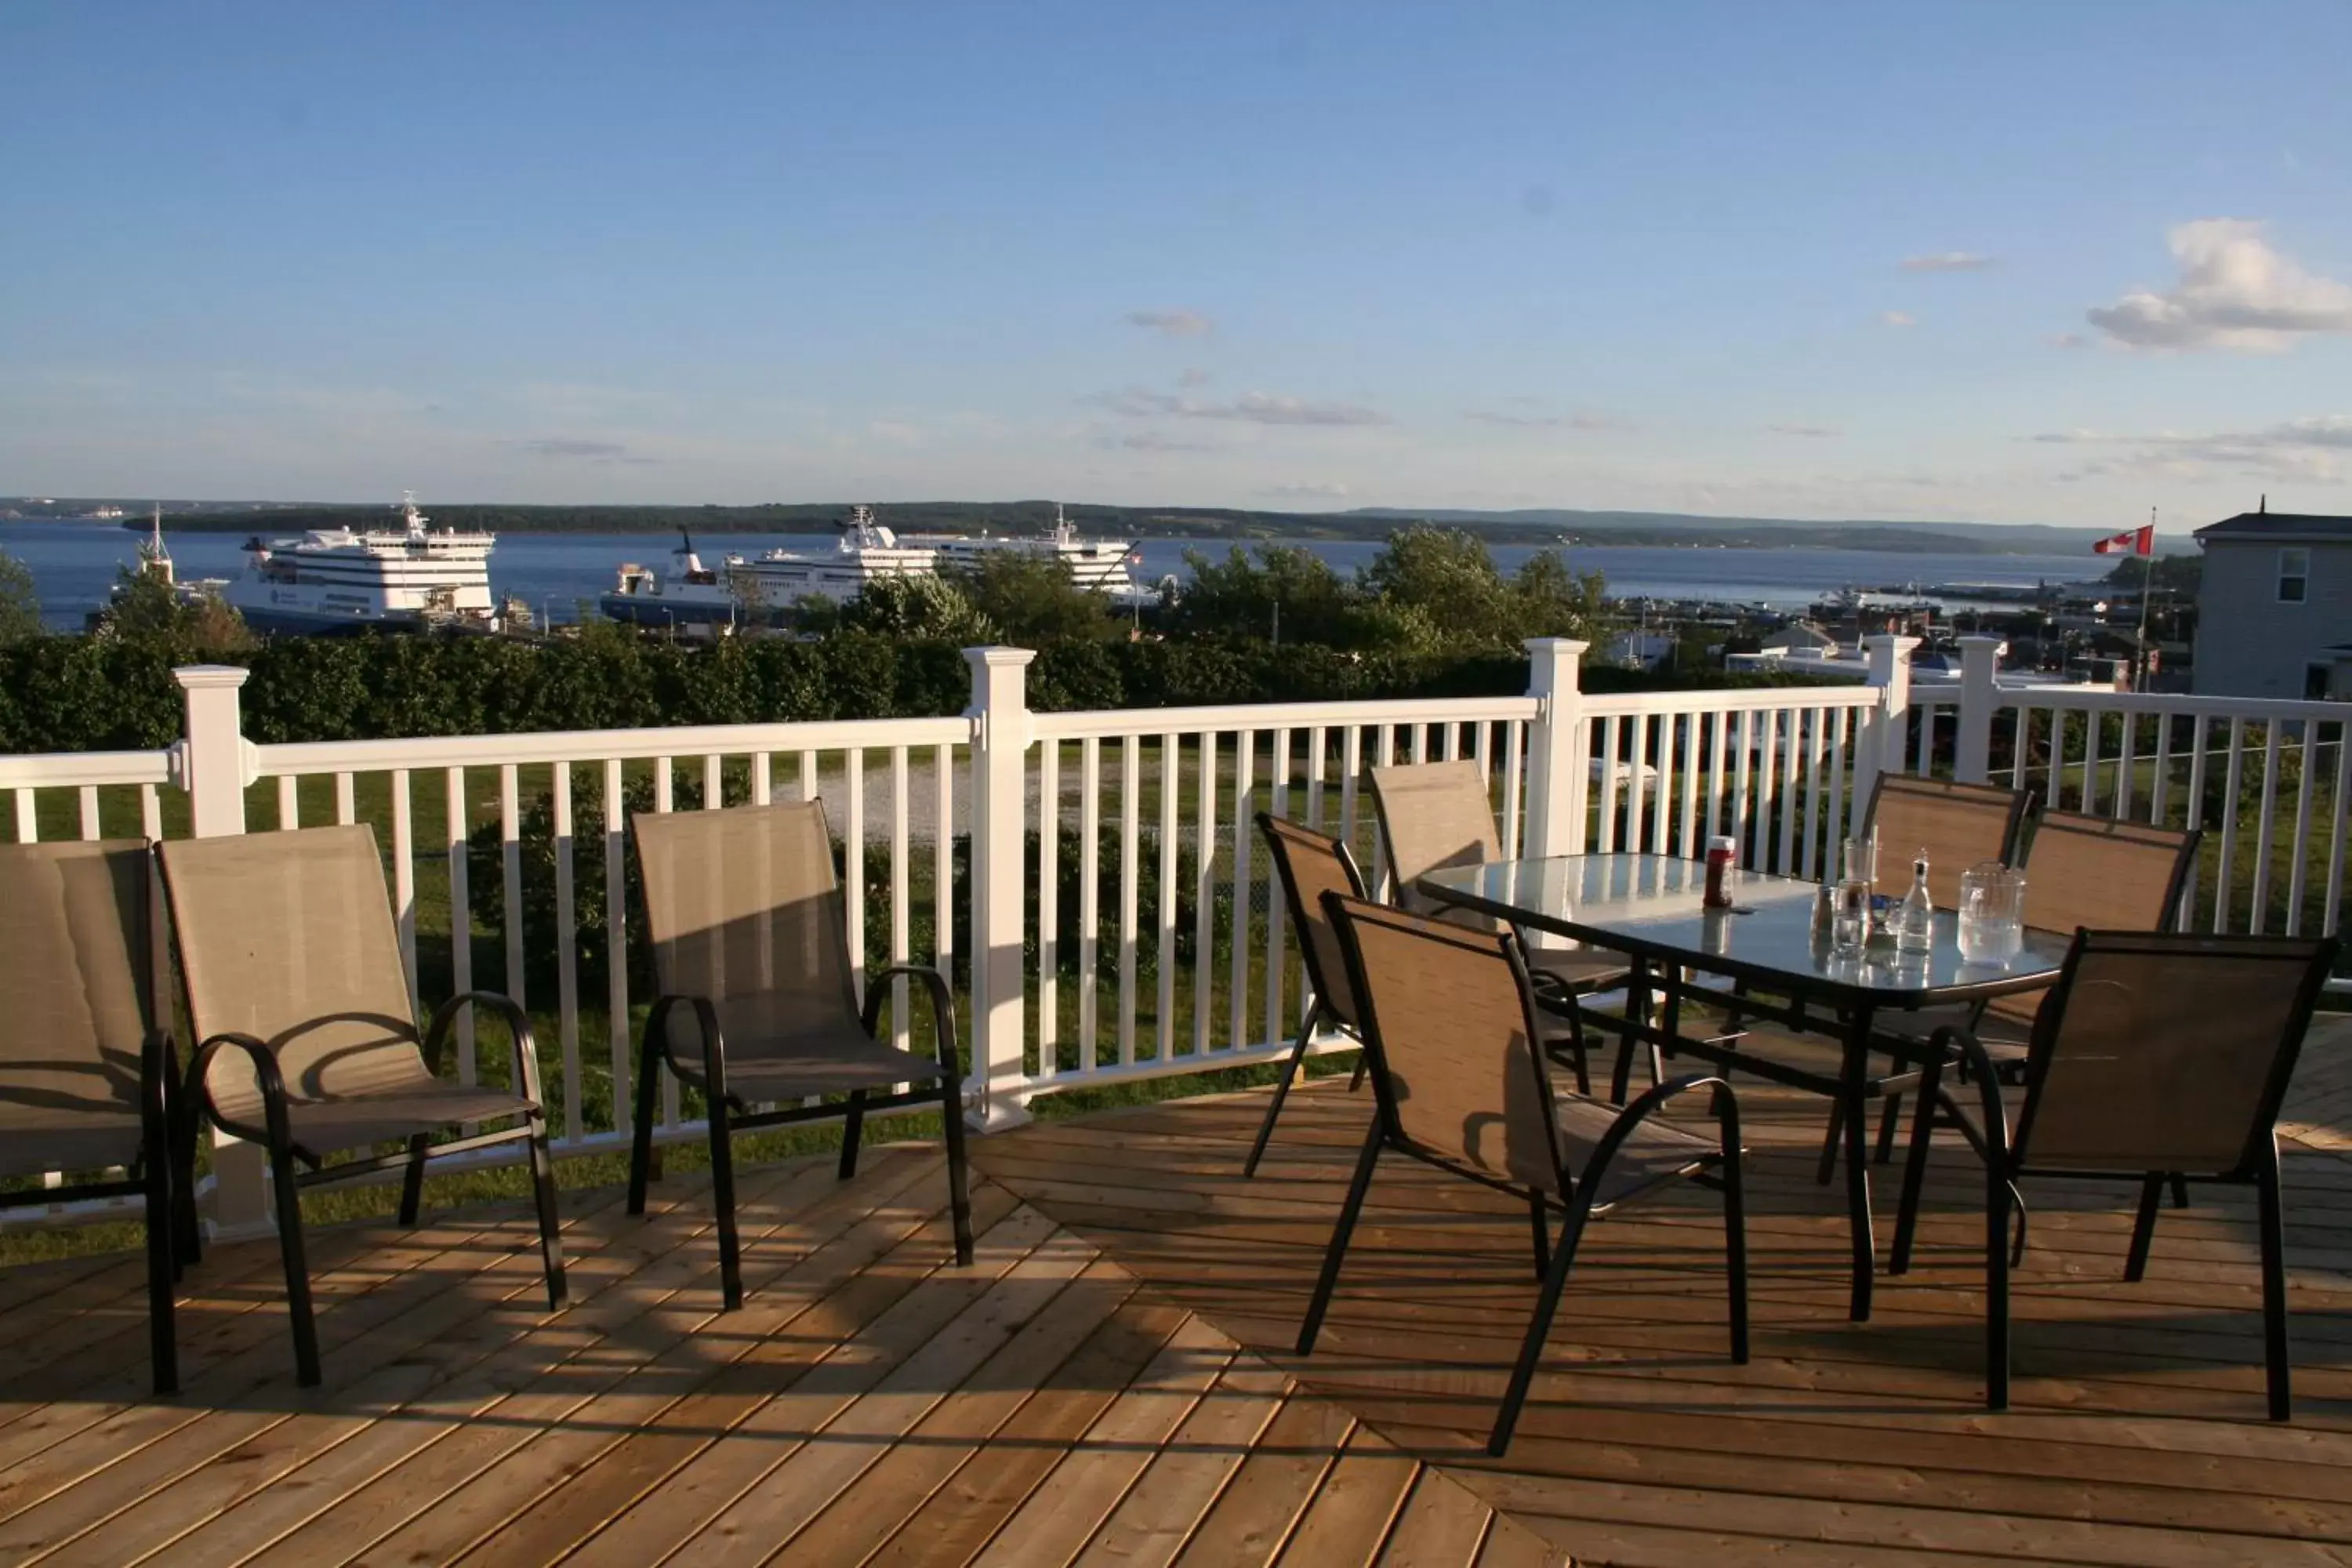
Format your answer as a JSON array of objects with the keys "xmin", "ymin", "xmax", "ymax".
[
  {"xmin": 2030, "ymin": 414, "xmax": 2352, "ymax": 481},
  {"xmin": 1265, "ymin": 481, "xmax": 1350, "ymax": 499},
  {"xmin": 1112, "ymin": 431, "xmax": 1218, "ymax": 452},
  {"xmin": 1086, "ymin": 387, "xmax": 1388, "ymax": 426},
  {"xmin": 2086, "ymin": 220, "xmax": 2352, "ymax": 351},
  {"xmin": 514, "ymin": 437, "xmax": 654, "ymax": 464},
  {"xmin": 1465, "ymin": 408, "xmax": 1628, "ymax": 430},
  {"xmin": 1122, "ymin": 308, "xmax": 1214, "ymax": 338},
  {"xmin": 1879, "ymin": 310, "xmax": 1917, "ymax": 328},
  {"xmin": 1767, "ymin": 423, "xmax": 1842, "ymax": 437},
  {"xmin": 1900, "ymin": 252, "xmax": 1997, "ymax": 272}
]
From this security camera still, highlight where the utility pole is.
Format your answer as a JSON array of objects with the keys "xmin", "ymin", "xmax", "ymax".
[{"xmin": 2135, "ymin": 506, "xmax": 2155, "ymax": 689}]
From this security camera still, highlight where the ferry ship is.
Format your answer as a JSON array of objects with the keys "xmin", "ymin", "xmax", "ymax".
[
  {"xmin": 225, "ymin": 493, "xmax": 498, "ymax": 634},
  {"xmin": 601, "ymin": 508, "xmax": 938, "ymax": 627},
  {"xmin": 903, "ymin": 504, "xmax": 1150, "ymax": 604}
]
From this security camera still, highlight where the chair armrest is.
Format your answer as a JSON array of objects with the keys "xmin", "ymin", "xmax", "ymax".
[
  {"xmin": 1563, "ymin": 1071, "xmax": 1744, "ymax": 1210},
  {"xmin": 645, "ymin": 993, "xmax": 731, "ymax": 1102},
  {"xmin": 862, "ymin": 964, "xmax": 964, "ymax": 1082},
  {"xmin": 187, "ymin": 1029, "xmax": 300, "ymax": 1160},
  {"xmin": 424, "ymin": 990, "xmax": 546, "ymax": 1109}
]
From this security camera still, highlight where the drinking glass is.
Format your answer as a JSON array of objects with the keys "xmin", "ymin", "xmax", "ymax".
[
  {"xmin": 1831, "ymin": 877, "xmax": 1872, "ymax": 956},
  {"xmin": 1956, "ymin": 862, "xmax": 2027, "ymax": 964},
  {"xmin": 1840, "ymin": 836, "xmax": 1879, "ymax": 889}
]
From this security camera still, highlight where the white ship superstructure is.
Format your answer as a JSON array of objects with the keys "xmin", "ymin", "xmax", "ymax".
[
  {"xmin": 601, "ymin": 532, "xmax": 739, "ymax": 627},
  {"xmin": 905, "ymin": 504, "xmax": 1147, "ymax": 601},
  {"xmin": 226, "ymin": 493, "xmax": 496, "ymax": 633},
  {"xmin": 731, "ymin": 506, "xmax": 938, "ymax": 606}
]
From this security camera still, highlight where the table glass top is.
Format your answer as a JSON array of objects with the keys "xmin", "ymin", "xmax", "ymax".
[{"xmin": 1420, "ymin": 853, "xmax": 2071, "ymax": 1000}]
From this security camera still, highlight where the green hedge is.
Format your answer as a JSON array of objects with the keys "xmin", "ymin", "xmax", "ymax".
[{"xmin": 0, "ymin": 630, "xmax": 1828, "ymax": 754}]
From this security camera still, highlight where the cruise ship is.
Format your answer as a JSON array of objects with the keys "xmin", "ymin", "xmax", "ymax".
[
  {"xmin": 225, "ymin": 494, "xmax": 498, "ymax": 634},
  {"xmin": 601, "ymin": 508, "xmax": 938, "ymax": 627}
]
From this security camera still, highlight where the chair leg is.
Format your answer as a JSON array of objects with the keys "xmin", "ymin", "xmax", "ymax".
[
  {"xmin": 1716, "ymin": 1089, "xmax": 1750, "ymax": 1365},
  {"xmin": 526, "ymin": 1112, "xmax": 568, "ymax": 1309},
  {"xmin": 940, "ymin": 1076, "xmax": 975, "ymax": 1267},
  {"xmin": 626, "ymin": 1031, "xmax": 662, "ymax": 1218},
  {"xmin": 1984, "ymin": 1158, "xmax": 2010, "ymax": 1413},
  {"xmin": 267, "ymin": 1145, "xmax": 321, "ymax": 1388},
  {"xmin": 1244, "ymin": 1011, "xmax": 1321, "ymax": 1178},
  {"xmin": 143, "ymin": 1159, "xmax": 179, "ymax": 1396},
  {"xmin": 2256, "ymin": 1148, "xmax": 2292, "ymax": 1421},
  {"xmin": 2169, "ymin": 1171, "xmax": 2191, "ymax": 1210},
  {"xmin": 1347, "ymin": 1050, "xmax": 1368, "ymax": 1093},
  {"xmin": 1874, "ymin": 1094, "xmax": 1904, "ymax": 1165},
  {"xmin": 1527, "ymin": 1193, "xmax": 1551, "ymax": 1280},
  {"xmin": 706, "ymin": 1096, "xmax": 743, "ymax": 1310},
  {"xmin": 1296, "ymin": 1116, "xmax": 1384, "ymax": 1356},
  {"xmin": 169, "ymin": 1088, "xmax": 202, "ymax": 1271},
  {"xmin": 397, "ymin": 1133, "xmax": 431, "ymax": 1227},
  {"xmin": 1889, "ymin": 1059, "xmax": 1945, "ymax": 1276},
  {"xmin": 1491, "ymin": 1198, "xmax": 1590, "ymax": 1456},
  {"xmin": 839, "ymin": 1091, "xmax": 867, "ymax": 1181},
  {"xmin": 2124, "ymin": 1173, "xmax": 2165, "ymax": 1283},
  {"xmin": 1815, "ymin": 1099, "xmax": 1846, "ymax": 1185}
]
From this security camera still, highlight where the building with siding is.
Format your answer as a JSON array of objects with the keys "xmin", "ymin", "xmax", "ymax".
[{"xmin": 2192, "ymin": 509, "xmax": 2352, "ymax": 699}]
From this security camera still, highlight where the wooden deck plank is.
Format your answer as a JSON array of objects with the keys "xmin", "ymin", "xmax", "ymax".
[
  {"xmin": 1370, "ymin": 1468, "xmax": 1493, "ymax": 1568},
  {"xmin": 1167, "ymin": 1392, "xmax": 1354, "ymax": 1567},
  {"xmin": 1270, "ymin": 1426, "xmax": 1421, "ymax": 1568},
  {"xmin": 1065, "ymin": 1359, "xmax": 1291, "ymax": 1567}
]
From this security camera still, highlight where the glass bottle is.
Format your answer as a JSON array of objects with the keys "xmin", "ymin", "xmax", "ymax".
[{"xmin": 1896, "ymin": 851, "xmax": 1933, "ymax": 953}]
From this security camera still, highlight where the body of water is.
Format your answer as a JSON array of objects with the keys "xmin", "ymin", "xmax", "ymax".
[{"xmin": 2, "ymin": 520, "xmax": 2109, "ymax": 631}]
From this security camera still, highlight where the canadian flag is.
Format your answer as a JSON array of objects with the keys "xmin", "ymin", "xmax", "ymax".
[{"xmin": 2093, "ymin": 524, "xmax": 2155, "ymax": 556}]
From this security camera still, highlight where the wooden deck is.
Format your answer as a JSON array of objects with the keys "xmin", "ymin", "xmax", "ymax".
[{"xmin": 0, "ymin": 1022, "xmax": 2350, "ymax": 1566}]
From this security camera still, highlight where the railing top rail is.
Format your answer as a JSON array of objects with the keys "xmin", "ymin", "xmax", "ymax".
[
  {"xmin": 1582, "ymin": 684, "xmax": 1883, "ymax": 717},
  {"xmin": 255, "ymin": 713, "xmax": 975, "ymax": 775},
  {"xmin": 1027, "ymin": 694, "xmax": 1541, "ymax": 739},
  {"xmin": 0, "ymin": 749, "xmax": 174, "ymax": 789},
  {"xmin": 1973, "ymin": 688, "xmax": 2352, "ymax": 721}
]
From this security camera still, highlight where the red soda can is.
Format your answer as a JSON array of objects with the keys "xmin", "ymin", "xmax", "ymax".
[{"xmin": 1704, "ymin": 836, "xmax": 1736, "ymax": 909}]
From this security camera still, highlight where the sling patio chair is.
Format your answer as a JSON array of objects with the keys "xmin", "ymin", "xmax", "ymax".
[
  {"xmin": 1243, "ymin": 813, "xmax": 1374, "ymax": 1176},
  {"xmin": 1367, "ymin": 759, "xmax": 1631, "ymax": 1092},
  {"xmin": 1813, "ymin": 772, "xmax": 2036, "ymax": 1179},
  {"xmin": 1897, "ymin": 929, "xmax": 2336, "ymax": 1417},
  {"xmin": 630, "ymin": 800, "xmax": 972, "ymax": 1310},
  {"xmin": 1886, "ymin": 811, "xmax": 2202, "ymax": 1270},
  {"xmin": 1301, "ymin": 894, "xmax": 1747, "ymax": 1455},
  {"xmin": 0, "ymin": 840, "xmax": 187, "ymax": 1395},
  {"xmin": 160, "ymin": 825, "xmax": 567, "ymax": 1388}
]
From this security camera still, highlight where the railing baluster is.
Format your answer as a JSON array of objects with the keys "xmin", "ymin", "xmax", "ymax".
[
  {"xmin": 2328, "ymin": 719, "xmax": 2350, "ymax": 939},
  {"xmin": 499, "ymin": 766, "xmax": 525, "ymax": 1012},
  {"xmin": 551, "ymin": 764, "xmax": 585, "ymax": 1132},
  {"xmin": 1117, "ymin": 734, "xmax": 1140, "ymax": 1067},
  {"xmin": 933, "ymin": 740, "xmax": 953, "ymax": 1047},
  {"xmin": 751, "ymin": 750, "xmax": 772, "ymax": 806},
  {"xmin": 2010, "ymin": 704, "xmax": 2030, "ymax": 792},
  {"xmin": 1370, "ymin": 726, "xmax": 1395, "ymax": 894},
  {"xmin": 2082, "ymin": 708, "xmax": 2103, "ymax": 814},
  {"xmin": 2117, "ymin": 710, "xmax": 2139, "ymax": 820},
  {"xmin": 1194, "ymin": 731, "xmax": 1218, "ymax": 1058},
  {"xmin": 1501, "ymin": 720, "xmax": 1525, "ymax": 859},
  {"xmin": 1646, "ymin": 712, "xmax": 1671, "ymax": 855},
  {"xmin": 276, "ymin": 775, "xmax": 298, "ymax": 830},
  {"xmin": 702, "ymin": 753, "xmax": 723, "ymax": 810},
  {"xmin": 2151, "ymin": 711, "xmax": 2173, "ymax": 825},
  {"xmin": 2216, "ymin": 719, "xmax": 2245, "ymax": 931},
  {"xmin": 1827, "ymin": 707, "xmax": 1851, "ymax": 855},
  {"xmin": 2183, "ymin": 716, "xmax": 2210, "ymax": 929},
  {"xmin": 1801, "ymin": 708, "xmax": 1826, "ymax": 880},
  {"xmin": 1265, "ymin": 727, "xmax": 1290, "ymax": 1052},
  {"xmin": 1037, "ymin": 737, "xmax": 1059, "ymax": 1076},
  {"xmin": 1595, "ymin": 715, "xmax": 1621, "ymax": 854},
  {"xmin": 2250, "ymin": 721, "xmax": 2283, "ymax": 934},
  {"xmin": 890, "ymin": 746, "xmax": 912, "ymax": 1052},
  {"xmin": 2288, "ymin": 721, "xmax": 2316, "ymax": 936},
  {"xmin": 1158, "ymin": 730, "xmax": 1179, "ymax": 1058},
  {"xmin": 446, "ymin": 767, "xmax": 474, "ymax": 1091},
  {"xmin": 1229, "ymin": 730, "xmax": 1255, "ymax": 1052},
  {"xmin": 602, "ymin": 757, "xmax": 624, "ymax": 1146},
  {"xmin": 846, "ymin": 748, "xmax": 866, "ymax": 1011},
  {"xmin": 390, "ymin": 769, "xmax": 417, "ymax": 1007},
  {"xmin": 1777, "ymin": 707, "xmax": 1802, "ymax": 874},
  {"xmin": 1078, "ymin": 735, "xmax": 1101, "ymax": 1072},
  {"xmin": 11, "ymin": 788, "xmax": 32, "ymax": 843},
  {"xmin": 139, "ymin": 783, "xmax": 162, "ymax": 841},
  {"xmin": 797, "ymin": 749, "xmax": 817, "ymax": 803}
]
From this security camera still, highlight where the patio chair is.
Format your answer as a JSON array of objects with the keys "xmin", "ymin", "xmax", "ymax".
[
  {"xmin": 1299, "ymin": 894, "xmax": 1747, "ymax": 1455},
  {"xmin": 1887, "ymin": 812, "xmax": 2201, "ymax": 1269},
  {"xmin": 160, "ymin": 825, "xmax": 567, "ymax": 1388},
  {"xmin": 1813, "ymin": 773, "xmax": 2035, "ymax": 1178},
  {"xmin": 629, "ymin": 800, "xmax": 972, "ymax": 1309},
  {"xmin": 1899, "ymin": 929, "xmax": 2335, "ymax": 1417},
  {"xmin": 1244, "ymin": 814, "xmax": 1373, "ymax": 1176},
  {"xmin": 0, "ymin": 840, "xmax": 185, "ymax": 1395},
  {"xmin": 1367, "ymin": 760, "xmax": 1630, "ymax": 1091}
]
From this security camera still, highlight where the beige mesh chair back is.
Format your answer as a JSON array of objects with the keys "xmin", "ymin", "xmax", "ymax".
[
  {"xmin": 0, "ymin": 840, "xmax": 181, "ymax": 1393},
  {"xmin": 1861, "ymin": 774, "xmax": 2031, "ymax": 908},
  {"xmin": 1979, "ymin": 811, "xmax": 2199, "ymax": 1032},
  {"xmin": 1906, "ymin": 929, "xmax": 2336, "ymax": 1419},
  {"xmin": 161, "ymin": 824, "xmax": 566, "ymax": 1387},
  {"xmin": 1367, "ymin": 760, "xmax": 1501, "ymax": 916},
  {"xmin": 630, "ymin": 800, "xmax": 972, "ymax": 1308},
  {"xmin": 1305, "ymin": 894, "xmax": 1747, "ymax": 1454},
  {"xmin": 1244, "ymin": 815, "xmax": 1373, "ymax": 1176}
]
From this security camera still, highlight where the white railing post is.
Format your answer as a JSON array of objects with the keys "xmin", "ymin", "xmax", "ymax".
[
  {"xmin": 964, "ymin": 646, "xmax": 1035, "ymax": 1132},
  {"xmin": 1857, "ymin": 634, "xmax": 1921, "ymax": 804},
  {"xmin": 1523, "ymin": 639, "xmax": 1590, "ymax": 859},
  {"xmin": 173, "ymin": 665, "xmax": 271, "ymax": 1236},
  {"xmin": 1954, "ymin": 635, "xmax": 2005, "ymax": 784}
]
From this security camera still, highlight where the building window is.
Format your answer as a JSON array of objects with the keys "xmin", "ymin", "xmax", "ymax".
[{"xmin": 2280, "ymin": 548, "xmax": 2310, "ymax": 603}]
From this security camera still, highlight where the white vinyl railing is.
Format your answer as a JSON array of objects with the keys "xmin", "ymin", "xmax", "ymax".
[{"xmin": 6, "ymin": 631, "xmax": 2344, "ymax": 1233}]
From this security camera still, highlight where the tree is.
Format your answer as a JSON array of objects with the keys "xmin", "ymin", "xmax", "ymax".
[
  {"xmin": 2103, "ymin": 553, "xmax": 2202, "ymax": 593},
  {"xmin": 1511, "ymin": 548, "xmax": 1610, "ymax": 643},
  {"xmin": 951, "ymin": 556, "xmax": 1115, "ymax": 644},
  {"xmin": 1165, "ymin": 544, "xmax": 1355, "ymax": 644},
  {"xmin": 0, "ymin": 550, "xmax": 39, "ymax": 644},
  {"xmin": 840, "ymin": 573, "xmax": 997, "ymax": 642},
  {"xmin": 94, "ymin": 561, "xmax": 255, "ymax": 655}
]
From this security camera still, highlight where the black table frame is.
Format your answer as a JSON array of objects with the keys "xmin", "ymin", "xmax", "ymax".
[{"xmin": 1420, "ymin": 856, "xmax": 2062, "ymax": 1321}]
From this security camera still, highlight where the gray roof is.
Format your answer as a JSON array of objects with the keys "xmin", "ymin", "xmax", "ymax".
[{"xmin": 2194, "ymin": 511, "xmax": 2352, "ymax": 542}]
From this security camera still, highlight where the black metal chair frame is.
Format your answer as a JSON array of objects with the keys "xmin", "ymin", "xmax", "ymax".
[
  {"xmin": 0, "ymin": 1020, "xmax": 191, "ymax": 1396},
  {"xmin": 626, "ymin": 963, "xmax": 973, "ymax": 1310},
  {"xmin": 183, "ymin": 990, "xmax": 568, "ymax": 1388},
  {"xmin": 1244, "ymin": 811, "xmax": 1374, "ymax": 1177},
  {"xmin": 1298, "ymin": 891, "xmax": 1749, "ymax": 1456},
  {"xmin": 1891, "ymin": 930, "xmax": 2335, "ymax": 1418}
]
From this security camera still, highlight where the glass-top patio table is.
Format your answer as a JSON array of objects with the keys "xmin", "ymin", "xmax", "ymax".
[{"xmin": 1419, "ymin": 852, "xmax": 2073, "ymax": 1321}]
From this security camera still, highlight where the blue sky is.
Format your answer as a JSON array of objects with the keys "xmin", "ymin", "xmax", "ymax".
[{"xmin": 4, "ymin": 2, "xmax": 2350, "ymax": 532}]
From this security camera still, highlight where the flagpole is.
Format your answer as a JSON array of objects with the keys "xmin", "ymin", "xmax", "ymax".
[{"xmin": 2135, "ymin": 506, "xmax": 2154, "ymax": 688}]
